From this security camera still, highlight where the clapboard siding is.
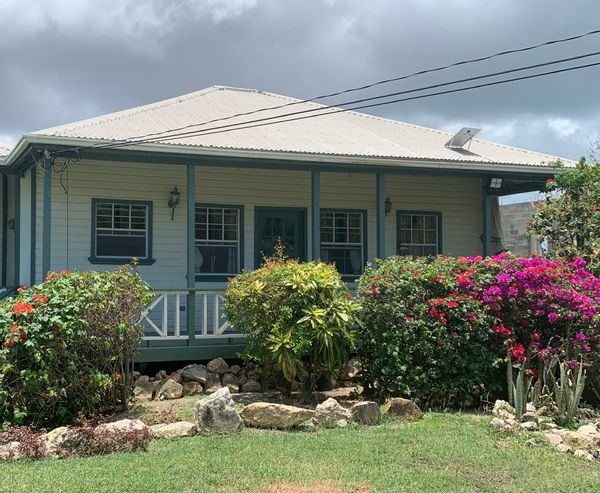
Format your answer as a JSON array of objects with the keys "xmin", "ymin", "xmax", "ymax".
[{"xmin": 34, "ymin": 161, "xmax": 483, "ymax": 288}]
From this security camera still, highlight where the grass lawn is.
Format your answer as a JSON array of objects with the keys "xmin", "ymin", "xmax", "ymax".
[{"xmin": 2, "ymin": 411, "xmax": 599, "ymax": 493}]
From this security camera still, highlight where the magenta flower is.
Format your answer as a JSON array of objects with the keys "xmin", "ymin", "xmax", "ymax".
[{"xmin": 575, "ymin": 332, "xmax": 587, "ymax": 341}]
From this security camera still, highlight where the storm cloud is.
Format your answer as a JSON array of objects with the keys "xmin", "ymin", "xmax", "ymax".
[{"xmin": 1, "ymin": 0, "xmax": 599, "ymax": 160}]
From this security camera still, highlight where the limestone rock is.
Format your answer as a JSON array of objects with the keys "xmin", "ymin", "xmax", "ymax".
[
  {"xmin": 313, "ymin": 398, "xmax": 352, "ymax": 428},
  {"xmin": 0, "ymin": 441, "xmax": 21, "ymax": 461},
  {"xmin": 520, "ymin": 421, "xmax": 539, "ymax": 432},
  {"xmin": 222, "ymin": 372, "xmax": 238, "ymax": 386},
  {"xmin": 207, "ymin": 357, "xmax": 229, "ymax": 375},
  {"xmin": 229, "ymin": 365, "xmax": 242, "ymax": 375},
  {"xmin": 182, "ymin": 381, "xmax": 202, "ymax": 396},
  {"xmin": 569, "ymin": 423, "xmax": 600, "ymax": 447},
  {"xmin": 155, "ymin": 370, "xmax": 168, "ymax": 380},
  {"xmin": 544, "ymin": 432, "xmax": 563, "ymax": 446},
  {"xmin": 156, "ymin": 379, "xmax": 183, "ymax": 400},
  {"xmin": 490, "ymin": 418, "xmax": 505, "ymax": 428},
  {"xmin": 492, "ymin": 400, "xmax": 516, "ymax": 420},
  {"xmin": 556, "ymin": 443, "xmax": 572, "ymax": 453},
  {"xmin": 226, "ymin": 384, "xmax": 240, "ymax": 394},
  {"xmin": 383, "ymin": 398, "xmax": 423, "ymax": 420},
  {"xmin": 351, "ymin": 401, "xmax": 382, "ymax": 426},
  {"xmin": 240, "ymin": 402, "xmax": 314, "ymax": 429},
  {"xmin": 195, "ymin": 387, "xmax": 244, "ymax": 434},
  {"xmin": 150, "ymin": 421, "xmax": 196, "ymax": 439},
  {"xmin": 180, "ymin": 364, "xmax": 209, "ymax": 384},
  {"xmin": 169, "ymin": 372, "xmax": 183, "ymax": 384},
  {"xmin": 133, "ymin": 379, "xmax": 154, "ymax": 401},
  {"xmin": 205, "ymin": 372, "xmax": 222, "ymax": 393},
  {"xmin": 94, "ymin": 419, "xmax": 149, "ymax": 442},
  {"xmin": 41, "ymin": 426, "xmax": 81, "ymax": 458},
  {"xmin": 242, "ymin": 380, "xmax": 262, "ymax": 393},
  {"xmin": 526, "ymin": 438, "xmax": 540, "ymax": 447}
]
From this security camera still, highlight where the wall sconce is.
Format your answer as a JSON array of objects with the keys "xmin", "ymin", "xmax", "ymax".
[
  {"xmin": 168, "ymin": 186, "xmax": 181, "ymax": 220},
  {"xmin": 385, "ymin": 196, "xmax": 392, "ymax": 216},
  {"xmin": 489, "ymin": 177, "xmax": 503, "ymax": 190}
]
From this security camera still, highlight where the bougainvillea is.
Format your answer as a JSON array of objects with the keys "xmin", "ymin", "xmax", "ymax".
[{"xmin": 357, "ymin": 253, "xmax": 600, "ymax": 407}]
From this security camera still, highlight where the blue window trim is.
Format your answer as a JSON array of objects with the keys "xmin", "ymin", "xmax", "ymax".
[
  {"xmin": 89, "ymin": 198, "xmax": 155, "ymax": 265},
  {"xmin": 195, "ymin": 203, "xmax": 244, "ymax": 283},
  {"xmin": 320, "ymin": 208, "xmax": 368, "ymax": 281},
  {"xmin": 396, "ymin": 210, "xmax": 443, "ymax": 256}
]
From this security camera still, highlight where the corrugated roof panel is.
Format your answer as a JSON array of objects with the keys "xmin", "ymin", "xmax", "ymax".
[
  {"xmin": 32, "ymin": 86, "xmax": 571, "ymax": 167},
  {"xmin": 0, "ymin": 142, "xmax": 11, "ymax": 157}
]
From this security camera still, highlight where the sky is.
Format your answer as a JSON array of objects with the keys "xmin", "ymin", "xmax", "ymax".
[{"xmin": 1, "ymin": 0, "xmax": 599, "ymax": 172}]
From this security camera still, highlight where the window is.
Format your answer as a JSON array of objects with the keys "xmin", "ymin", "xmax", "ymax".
[
  {"xmin": 195, "ymin": 205, "xmax": 242, "ymax": 277},
  {"xmin": 321, "ymin": 210, "xmax": 366, "ymax": 276},
  {"xmin": 91, "ymin": 200, "xmax": 152, "ymax": 262},
  {"xmin": 397, "ymin": 211, "xmax": 441, "ymax": 256}
]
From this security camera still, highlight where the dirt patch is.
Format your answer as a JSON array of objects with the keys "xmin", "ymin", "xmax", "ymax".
[{"xmin": 262, "ymin": 480, "xmax": 372, "ymax": 493}]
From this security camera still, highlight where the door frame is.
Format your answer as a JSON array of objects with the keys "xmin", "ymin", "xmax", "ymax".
[{"xmin": 254, "ymin": 206, "xmax": 308, "ymax": 268}]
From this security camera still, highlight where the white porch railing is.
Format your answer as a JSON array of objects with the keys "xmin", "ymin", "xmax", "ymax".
[{"xmin": 141, "ymin": 290, "xmax": 246, "ymax": 341}]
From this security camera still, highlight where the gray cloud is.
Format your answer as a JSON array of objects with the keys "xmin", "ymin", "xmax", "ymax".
[{"xmin": 1, "ymin": 0, "xmax": 599, "ymax": 160}]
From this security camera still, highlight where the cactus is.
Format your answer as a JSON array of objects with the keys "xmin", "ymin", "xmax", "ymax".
[
  {"xmin": 553, "ymin": 360, "xmax": 586, "ymax": 426},
  {"xmin": 511, "ymin": 365, "xmax": 533, "ymax": 421}
]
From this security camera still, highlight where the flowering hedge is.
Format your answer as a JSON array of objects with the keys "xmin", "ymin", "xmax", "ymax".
[
  {"xmin": 0, "ymin": 267, "xmax": 151, "ymax": 426},
  {"xmin": 357, "ymin": 254, "xmax": 600, "ymax": 407}
]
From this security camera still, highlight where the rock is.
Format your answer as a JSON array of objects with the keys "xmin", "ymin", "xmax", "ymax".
[
  {"xmin": 222, "ymin": 373, "xmax": 238, "ymax": 386},
  {"xmin": 94, "ymin": 419, "xmax": 149, "ymax": 440},
  {"xmin": 556, "ymin": 443, "xmax": 572, "ymax": 453},
  {"xmin": 133, "ymin": 379, "xmax": 154, "ymax": 401},
  {"xmin": 242, "ymin": 380, "xmax": 262, "ymax": 393},
  {"xmin": 522, "ymin": 412, "xmax": 538, "ymax": 423},
  {"xmin": 569, "ymin": 424, "xmax": 600, "ymax": 447},
  {"xmin": 351, "ymin": 401, "xmax": 382, "ymax": 426},
  {"xmin": 503, "ymin": 419, "xmax": 519, "ymax": 433},
  {"xmin": 574, "ymin": 449, "xmax": 590, "ymax": 459},
  {"xmin": 232, "ymin": 391, "xmax": 283, "ymax": 405},
  {"xmin": 492, "ymin": 400, "xmax": 516, "ymax": 420},
  {"xmin": 195, "ymin": 387, "xmax": 244, "ymax": 434},
  {"xmin": 207, "ymin": 357, "xmax": 229, "ymax": 375},
  {"xmin": 0, "ymin": 441, "xmax": 21, "ymax": 461},
  {"xmin": 169, "ymin": 372, "xmax": 183, "ymax": 384},
  {"xmin": 150, "ymin": 421, "xmax": 196, "ymax": 439},
  {"xmin": 540, "ymin": 422, "xmax": 558, "ymax": 431},
  {"xmin": 490, "ymin": 418, "xmax": 506, "ymax": 428},
  {"xmin": 156, "ymin": 379, "xmax": 183, "ymax": 400},
  {"xmin": 182, "ymin": 381, "xmax": 202, "ymax": 396},
  {"xmin": 237, "ymin": 375, "xmax": 248, "ymax": 387},
  {"xmin": 383, "ymin": 398, "xmax": 423, "ymax": 420},
  {"xmin": 315, "ymin": 374, "xmax": 334, "ymax": 391},
  {"xmin": 520, "ymin": 421, "xmax": 539, "ymax": 432},
  {"xmin": 313, "ymin": 398, "xmax": 352, "ymax": 428},
  {"xmin": 155, "ymin": 370, "xmax": 168, "ymax": 380},
  {"xmin": 240, "ymin": 403, "xmax": 315, "ymax": 429},
  {"xmin": 226, "ymin": 384, "xmax": 240, "ymax": 394},
  {"xmin": 229, "ymin": 365, "xmax": 242, "ymax": 375},
  {"xmin": 526, "ymin": 438, "xmax": 540, "ymax": 447},
  {"xmin": 205, "ymin": 373, "xmax": 222, "ymax": 393},
  {"xmin": 137, "ymin": 374, "xmax": 150, "ymax": 383},
  {"xmin": 544, "ymin": 432, "xmax": 563, "ymax": 446},
  {"xmin": 41, "ymin": 426, "xmax": 81, "ymax": 458},
  {"xmin": 339, "ymin": 357, "xmax": 361, "ymax": 382},
  {"xmin": 180, "ymin": 364, "xmax": 209, "ymax": 384}
]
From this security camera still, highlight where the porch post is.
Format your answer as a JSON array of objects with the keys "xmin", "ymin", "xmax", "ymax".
[
  {"xmin": 13, "ymin": 173, "xmax": 20, "ymax": 286},
  {"xmin": 311, "ymin": 170, "xmax": 320, "ymax": 260},
  {"xmin": 482, "ymin": 183, "xmax": 492, "ymax": 257},
  {"xmin": 376, "ymin": 172, "xmax": 386, "ymax": 259},
  {"xmin": 30, "ymin": 168, "xmax": 36, "ymax": 285},
  {"xmin": 2, "ymin": 175, "xmax": 7, "ymax": 286},
  {"xmin": 187, "ymin": 164, "xmax": 196, "ymax": 343},
  {"xmin": 42, "ymin": 159, "xmax": 52, "ymax": 277}
]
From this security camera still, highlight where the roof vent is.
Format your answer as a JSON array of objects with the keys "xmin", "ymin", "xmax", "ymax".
[{"xmin": 445, "ymin": 127, "xmax": 480, "ymax": 149}]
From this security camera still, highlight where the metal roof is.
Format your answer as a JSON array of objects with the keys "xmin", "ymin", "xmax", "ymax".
[{"xmin": 31, "ymin": 85, "xmax": 571, "ymax": 167}]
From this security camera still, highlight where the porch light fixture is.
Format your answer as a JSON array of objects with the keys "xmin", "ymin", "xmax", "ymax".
[
  {"xmin": 385, "ymin": 196, "xmax": 392, "ymax": 216},
  {"xmin": 489, "ymin": 177, "xmax": 503, "ymax": 190},
  {"xmin": 168, "ymin": 186, "xmax": 181, "ymax": 220}
]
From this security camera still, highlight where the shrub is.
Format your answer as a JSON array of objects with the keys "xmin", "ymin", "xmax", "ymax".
[
  {"xmin": 357, "ymin": 256, "xmax": 501, "ymax": 408},
  {"xmin": 0, "ymin": 266, "xmax": 151, "ymax": 427},
  {"xmin": 224, "ymin": 251, "xmax": 360, "ymax": 394}
]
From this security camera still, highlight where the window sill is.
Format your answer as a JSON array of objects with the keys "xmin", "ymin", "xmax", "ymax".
[
  {"xmin": 88, "ymin": 257, "xmax": 156, "ymax": 266},
  {"xmin": 195, "ymin": 274, "xmax": 237, "ymax": 283}
]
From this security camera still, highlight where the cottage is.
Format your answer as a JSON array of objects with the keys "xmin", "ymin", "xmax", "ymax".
[{"xmin": 0, "ymin": 86, "xmax": 572, "ymax": 361}]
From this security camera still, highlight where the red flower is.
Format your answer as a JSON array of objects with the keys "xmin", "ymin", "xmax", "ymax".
[
  {"xmin": 16, "ymin": 286, "xmax": 27, "ymax": 293},
  {"xmin": 346, "ymin": 295, "xmax": 353, "ymax": 300},
  {"xmin": 19, "ymin": 330, "xmax": 26, "ymax": 341},
  {"xmin": 10, "ymin": 324, "xmax": 19, "ymax": 334},
  {"xmin": 493, "ymin": 323, "xmax": 512, "ymax": 338},
  {"xmin": 33, "ymin": 293, "xmax": 48, "ymax": 303},
  {"xmin": 447, "ymin": 301, "xmax": 459, "ymax": 309},
  {"xmin": 405, "ymin": 316, "xmax": 412, "ymax": 322},
  {"xmin": 3, "ymin": 339, "xmax": 15, "ymax": 348},
  {"xmin": 468, "ymin": 312, "xmax": 477, "ymax": 321},
  {"xmin": 546, "ymin": 178, "xmax": 555, "ymax": 185},
  {"xmin": 434, "ymin": 275, "xmax": 442, "ymax": 283},
  {"xmin": 510, "ymin": 343, "xmax": 526, "ymax": 364},
  {"xmin": 13, "ymin": 302, "xmax": 33, "ymax": 316},
  {"xmin": 114, "ymin": 372, "xmax": 121, "ymax": 380},
  {"xmin": 368, "ymin": 285, "xmax": 378, "ymax": 295}
]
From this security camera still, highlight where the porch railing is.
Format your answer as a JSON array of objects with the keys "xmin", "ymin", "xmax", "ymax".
[{"xmin": 140, "ymin": 290, "xmax": 245, "ymax": 341}]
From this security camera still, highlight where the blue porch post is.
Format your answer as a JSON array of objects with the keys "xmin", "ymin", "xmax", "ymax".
[
  {"xmin": 482, "ymin": 183, "xmax": 492, "ymax": 257},
  {"xmin": 13, "ymin": 174, "xmax": 20, "ymax": 286},
  {"xmin": 2, "ymin": 175, "xmax": 7, "ymax": 286},
  {"xmin": 187, "ymin": 164, "xmax": 196, "ymax": 343},
  {"xmin": 376, "ymin": 172, "xmax": 386, "ymax": 259},
  {"xmin": 311, "ymin": 170, "xmax": 320, "ymax": 260},
  {"xmin": 42, "ymin": 159, "xmax": 52, "ymax": 277}
]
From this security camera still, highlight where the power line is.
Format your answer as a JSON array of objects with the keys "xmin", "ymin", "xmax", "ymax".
[
  {"xmin": 95, "ymin": 53, "xmax": 600, "ymax": 147},
  {"xmin": 142, "ymin": 60, "xmax": 600, "ymax": 141},
  {"xmin": 53, "ymin": 26, "xmax": 600, "ymax": 154}
]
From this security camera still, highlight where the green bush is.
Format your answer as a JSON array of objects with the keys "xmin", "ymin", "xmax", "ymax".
[
  {"xmin": 0, "ymin": 266, "xmax": 151, "ymax": 427},
  {"xmin": 357, "ymin": 256, "xmax": 502, "ymax": 408},
  {"xmin": 224, "ymin": 252, "xmax": 359, "ymax": 394}
]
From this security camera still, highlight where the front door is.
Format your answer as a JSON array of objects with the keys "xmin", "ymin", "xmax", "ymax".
[{"xmin": 254, "ymin": 207, "xmax": 307, "ymax": 266}]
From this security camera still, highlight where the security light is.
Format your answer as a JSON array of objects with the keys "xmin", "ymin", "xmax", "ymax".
[{"xmin": 489, "ymin": 177, "xmax": 503, "ymax": 189}]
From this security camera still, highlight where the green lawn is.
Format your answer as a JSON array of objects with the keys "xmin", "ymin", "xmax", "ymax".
[{"xmin": 1, "ymin": 413, "xmax": 598, "ymax": 493}]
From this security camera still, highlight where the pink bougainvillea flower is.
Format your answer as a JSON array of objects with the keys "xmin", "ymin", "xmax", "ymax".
[{"xmin": 575, "ymin": 332, "xmax": 587, "ymax": 341}]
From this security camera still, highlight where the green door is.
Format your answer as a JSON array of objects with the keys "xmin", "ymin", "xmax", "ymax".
[{"xmin": 254, "ymin": 207, "xmax": 307, "ymax": 266}]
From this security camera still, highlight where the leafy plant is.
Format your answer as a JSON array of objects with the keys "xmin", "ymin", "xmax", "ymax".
[
  {"xmin": 224, "ymin": 248, "xmax": 359, "ymax": 396},
  {"xmin": 0, "ymin": 266, "xmax": 152, "ymax": 427},
  {"xmin": 507, "ymin": 358, "xmax": 533, "ymax": 421},
  {"xmin": 553, "ymin": 360, "xmax": 586, "ymax": 426}
]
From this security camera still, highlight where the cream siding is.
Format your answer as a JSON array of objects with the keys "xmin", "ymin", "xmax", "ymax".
[{"xmin": 34, "ymin": 160, "xmax": 484, "ymax": 288}]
